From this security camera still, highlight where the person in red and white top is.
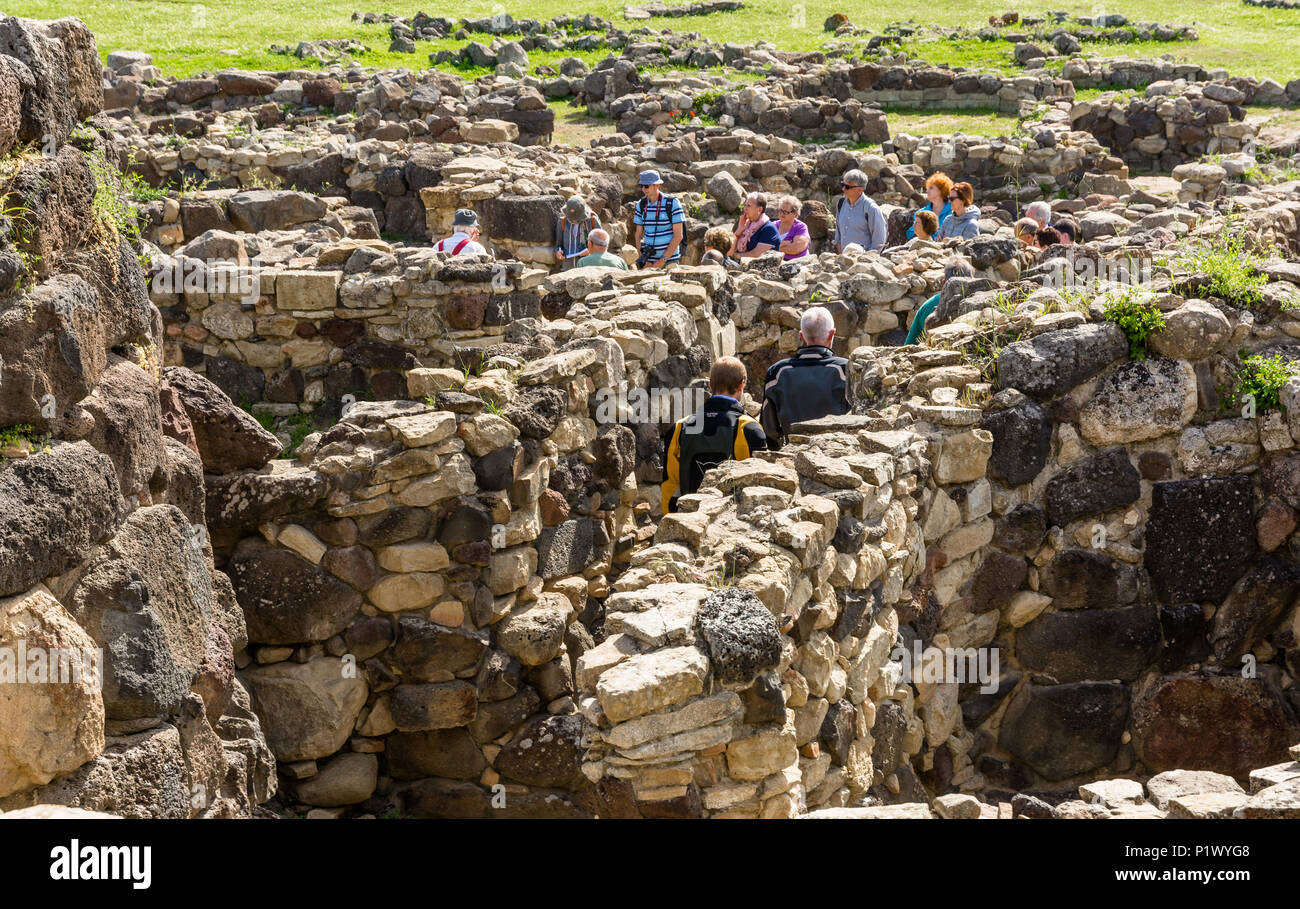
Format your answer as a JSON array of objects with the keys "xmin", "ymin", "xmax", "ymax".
[{"xmin": 436, "ymin": 209, "xmax": 489, "ymax": 256}]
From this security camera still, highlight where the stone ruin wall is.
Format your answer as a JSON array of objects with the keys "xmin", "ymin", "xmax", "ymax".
[
  {"xmin": 6, "ymin": 13, "xmax": 1300, "ymax": 819},
  {"xmin": 0, "ymin": 17, "xmax": 276, "ymax": 817},
  {"xmin": 107, "ymin": 51, "xmax": 1282, "ymax": 249}
]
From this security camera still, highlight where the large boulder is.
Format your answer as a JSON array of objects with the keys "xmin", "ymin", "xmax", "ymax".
[
  {"xmin": 204, "ymin": 460, "xmax": 332, "ymax": 530},
  {"xmin": 1044, "ymin": 447, "xmax": 1141, "ymax": 527},
  {"xmin": 0, "ymin": 723, "xmax": 187, "ymax": 817},
  {"xmin": 1015, "ymin": 606, "xmax": 1161, "ymax": 683},
  {"xmin": 1208, "ymin": 557, "xmax": 1300, "ymax": 663},
  {"xmin": 996, "ymin": 323, "xmax": 1127, "ymax": 400},
  {"xmin": 226, "ymin": 538, "xmax": 363, "ymax": 645},
  {"xmin": 480, "ymin": 194, "xmax": 562, "ymax": 244},
  {"xmin": 225, "ymin": 190, "xmax": 328, "ymax": 232},
  {"xmin": 0, "ymin": 441, "xmax": 125, "ymax": 598},
  {"xmin": 0, "ymin": 16, "xmax": 102, "ymax": 144},
  {"xmin": 64, "ymin": 505, "xmax": 214, "ymax": 720},
  {"xmin": 292, "ymin": 752, "xmax": 378, "ymax": 806},
  {"xmin": 0, "ymin": 276, "xmax": 108, "ymax": 430},
  {"xmin": 1131, "ymin": 674, "xmax": 1297, "ymax": 778},
  {"xmin": 696, "ymin": 587, "xmax": 783, "ymax": 686},
  {"xmin": 1148, "ymin": 300, "xmax": 1231, "ymax": 359},
  {"xmin": 0, "ymin": 585, "xmax": 105, "ymax": 798},
  {"xmin": 1079, "ymin": 357, "xmax": 1197, "ymax": 445},
  {"xmin": 980, "ymin": 401, "xmax": 1052, "ymax": 486},
  {"xmin": 1041, "ymin": 549, "xmax": 1135, "ymax": 610},
  {"xmin": 997, "ymin": 682, "xmax": 1130, "ymax": 781},
  {"xmin": 80, "ymin": 356, "xmax": 166, "ymax": 498},
  {"xmin": 163, "ymin": 366, "xmax": 281, "ymax": 473},
  {"xmin": 239, "ymin": 657, "xmax": 368, "ymax": 761},
  {"xmin": 494, "ymin": 714, "xmax": 585, "ymax": 790},
  {"xmin": 1145, "ymin": 477, "xmax": 1256, "ymax": 604},
  {"xmin": 392, "ymin": 614, "xmax": 489, "ymax": 679}
]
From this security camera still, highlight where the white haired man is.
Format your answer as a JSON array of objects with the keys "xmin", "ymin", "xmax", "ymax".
[
  {"xmin": 577, "ymin": 228, "xmax": 629, "ymax": 269},
  {"xmin": 1025, "ymin": 201, "xmax": 1053, "ymax": 231},
  {"xmin": 759, "ymin": 306, "xmax": 851, "ymax": 447}
]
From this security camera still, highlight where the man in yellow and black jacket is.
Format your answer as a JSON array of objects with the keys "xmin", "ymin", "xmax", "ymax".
[{"xmin": 661, "ymin": 356, "xmax": 768, "ymax": 514}]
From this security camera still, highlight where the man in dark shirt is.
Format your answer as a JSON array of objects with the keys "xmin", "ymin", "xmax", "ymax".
[
  {"xmin": 760, "ymin": 306, "xmax": 850, "ymax": 447},
  {"xmin": 661, "ymin": 357, "xmax": 768, "ymax": 513}
]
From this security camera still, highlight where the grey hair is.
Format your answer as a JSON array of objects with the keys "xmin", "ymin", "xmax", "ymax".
[
  {"xmin": 779, "ymin": 195, "xmax": 801, "ymax": 214},
  {"xmin": 1026, "ymin": 201, "xmax": 1052, "ymax": 224},
  {"xmin": 841, "ymin": 169, "xmax": 867, "ymax": 188},
  {"xmin": 1014, "ymin": 217, "xmax": 1038, "ymax": 237},
  {"xmin": 589, "ymin": 228, "xmax": 610, "ymax": 247},
  {"xmin": 800, "ymin": 305, "xmax": 836, "ymax": 345},
  {"xmin": 745, "ymin": 191, "xmax": 767, "ymax": 210}
]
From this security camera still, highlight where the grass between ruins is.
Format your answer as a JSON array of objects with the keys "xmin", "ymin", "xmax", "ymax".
[{"xmin": 18, "ymin": 0, "xmax": 1300, "ymax": 82}]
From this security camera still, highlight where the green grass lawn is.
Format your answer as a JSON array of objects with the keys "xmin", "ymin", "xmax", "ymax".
[
  {"xmin": 885, "ymin": 106, "xmax": 1021, "ymax": 138},
  {"xmin": 14, "ymin": 0, "xmax": 1300, "ymax": 82}
]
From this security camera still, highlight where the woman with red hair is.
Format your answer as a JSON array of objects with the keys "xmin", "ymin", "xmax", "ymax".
[{"xmin": 905, "ymin": 172, "xmax": 954, "ymax": 240}]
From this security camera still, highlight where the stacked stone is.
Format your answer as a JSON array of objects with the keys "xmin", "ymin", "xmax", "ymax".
[
  {"xmin": 155, "ymin": 248, "xmax": 554, "ymax": 423},
  {"xmin": 888, "ymin": 127, "xmax": 1129, "ymax": 200},
  {"xmin": 886, "ymin": 233, "xmax": 1300, "ymax": 795},
  {"xmin": 107, "ymin": 56, "xmax": 557, "ymax": 145},
  {"xmin": 0, "ymin": 16, "xmax": 275, "ymax": 817},
  {"xmin": 1070, "ymin": 86, "xmax": 1261, "ymax": 172},
  {"xmin": 140, "ymin": 187, "xmax": 379, "ymax": 251},
  {"xmin": 803, "ymin": 752, "xmax": 1300, "ymax": 818},
  {"xmin": 577, "ymin": 420, "xmax": 934, "ymax": 816},
  {"xmin": 844, "ymin": 63, "xmax": 1072, "ymax": 113},
  {"xmin": 218, "ymin": 370, "xmax": 640, "ymax": 815}
]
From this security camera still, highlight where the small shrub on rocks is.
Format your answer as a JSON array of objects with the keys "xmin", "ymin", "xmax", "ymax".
[
  {"xmin": 1178, "ymin": 229, "xmax": 1268, "ymax": 308},
  {"xmin": 1102, "ymin": 292, "xmax": 1165, "ymax": 360},
  {"xmin": 1222, "ymin": 352, "xmax": 1300, "ymax": 415}
]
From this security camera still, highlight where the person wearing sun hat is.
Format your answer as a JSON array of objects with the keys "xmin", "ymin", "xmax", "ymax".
[
  {"xmin": 435, "ymin": 208, "xmax": 488, "ymax": 257},
  {"xmin": 555, "ymin": 194, "xmax": 600, "ymax": 271},
  {"xmin": 632, "ymin": 169, "xmax": 684, "ymax": 268}
]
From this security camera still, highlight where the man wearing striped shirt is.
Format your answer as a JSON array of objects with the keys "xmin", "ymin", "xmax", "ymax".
[{"xmin": 633, "ymin": 170, "xmax": 685, "ymax": 269}]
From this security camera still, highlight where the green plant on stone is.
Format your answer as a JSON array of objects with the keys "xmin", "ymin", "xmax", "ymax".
[
  {"xmin": 86, "ymin": 148, "xmax": 142, "ymax": 247},
  {"xmin": 1221, "ymin": 352, "xmax": 1300, "ymax": 416},
  {"xmin": 1177, "ymin": 226, "xmax": 1269, "ymax": 309},
  {"xmin": 283, "ymin": 412, "xmax": 317, "ymax": 457},
  {"xmin": 175, "ymin": 173, "xmax": 208, "ymax": 198},
  {"xmin": 1102, "ymin": 291, "xmax": 1166, "ymax": 361},
  {"xmin": 123, "ymin": 169, "xmax": 168, "ymax": 203},
  {"xmin": 0, "ymin": 201, "xmax": 41, "ymax": 293},
  {"xmin": 0, "ymin": 423, "xmax": 50, "ymax": 461}
]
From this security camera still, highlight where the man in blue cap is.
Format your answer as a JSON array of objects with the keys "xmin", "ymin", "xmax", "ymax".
[{"xmin": 633, "ymin": 170, "xmax": 684, "ymax": 269}]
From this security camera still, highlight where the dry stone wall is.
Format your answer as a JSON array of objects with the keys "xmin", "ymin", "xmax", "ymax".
[{"xmin": 0, "ymin": 16, "xmax": 275, "ymax": 818}]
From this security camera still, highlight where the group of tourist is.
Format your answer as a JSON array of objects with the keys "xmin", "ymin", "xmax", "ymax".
[
  {"xmin": 436, "ymin": 165, "xmax": 1080, "ymax": 268},
  {"xmin": 1014, "ymin": 200, "xmax": 1077, "ymax": 249},
  {"xmin": 431, "ymin": 169, "xmax": 1081, "ymax": 512},
  {"xmin": 660, "ymin": 305, "xmax": 849, "ymax": 512}
]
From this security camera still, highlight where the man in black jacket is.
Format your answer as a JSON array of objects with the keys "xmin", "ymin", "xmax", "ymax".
[{"xmin": 760, "ymin": 306, "xmax": 850, "ymax": 447}]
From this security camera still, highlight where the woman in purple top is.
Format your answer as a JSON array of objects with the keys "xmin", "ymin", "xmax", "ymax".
[{"xmin": 775, "ymin": 195, "xmax": 810, "ymax": 260}]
